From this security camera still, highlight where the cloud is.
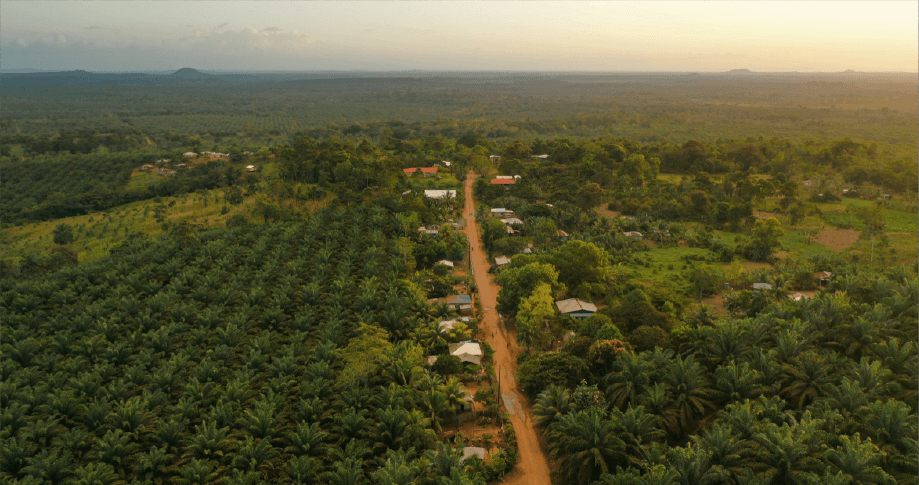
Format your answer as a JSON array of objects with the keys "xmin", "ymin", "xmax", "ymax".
[
  {"xmin": 84, "ymin": 26, "xmax": 101, "ymax": 30},
  {"xmin": 216, "ymin": 22, "xmax": 229, "ymax": 29}
]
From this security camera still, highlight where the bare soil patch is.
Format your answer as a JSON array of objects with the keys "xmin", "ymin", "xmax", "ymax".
[
  {"xmin": 753, "ymin": 211, "xmax": 778, "ymax": 220},
  {"xmin": 815, "ymin": 229, "xmax": 861, "ymax": 252},
  {"xmin": 699, "ymin": 294, "xmax": 728, "ymax": 315}
]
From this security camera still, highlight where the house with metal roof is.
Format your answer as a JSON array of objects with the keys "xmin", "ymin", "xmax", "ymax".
[
  {"xmin": 444, "ymin": 295, "xmax": 473, "ymax": 315},
  {"xmin": 752, "ymin": 283, "xmax": 773, "ymax": 291},
  {"xmin": 462, "ymin": 447, "xmax": 486, "ymax": 461},
  {"xmin": 439, "ymin": 317, "xmax": 471, "ymax": 331},
  {"xmin": 814, "ymin": 271, "xmax": 833, "ymax": 286},
  {"xmin": 424, "ymin": 190, "xmax": 457, "ymax": 199},
  {"xmin": 450, "ymin": 341, "xmax": 483, "ymax": 365},
  {"xmin": 555, "ymin": 298, "xmax": 598, "ymax": 320}
]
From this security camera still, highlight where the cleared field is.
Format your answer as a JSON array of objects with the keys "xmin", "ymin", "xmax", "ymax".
[{"xmin": 2, "ymin": 187, "xmax": 330, "ymax": 265}]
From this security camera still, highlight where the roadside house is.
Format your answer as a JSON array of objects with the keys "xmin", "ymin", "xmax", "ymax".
[
  {"xmin": 494, "ymin": 256, "xmax": 511, "ymax": 270},
  {"xmin": 462, "ymin": 447, "xmax": 486, "ymax": 462},
  {"xmin": 444, "ymin": 295, "xmax": 473, "ymax": 315},
  {"xmin": 555, "ymin": 298, "xmax": 598, "ymax": 320},
  {"xmin": 450, "ymin": 341, "xmax": 483, "ymax": 365},
  {"xmin": 424, "ymin": 190, "xmax": 457, "ymax": 199}
]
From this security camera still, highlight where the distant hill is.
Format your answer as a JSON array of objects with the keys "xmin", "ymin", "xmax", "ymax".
[
  {"xmin": 726, "ymin": 69, "xmax": 752, "ymax": 74},
  {"xmin": 170, "ymin": 68, "xmax": 213, "ymax": 79}
]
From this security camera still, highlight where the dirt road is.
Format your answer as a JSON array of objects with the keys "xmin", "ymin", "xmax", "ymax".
[{"xmin": 461, "ymin": 172, "xmax": 552, "ymax": 485}]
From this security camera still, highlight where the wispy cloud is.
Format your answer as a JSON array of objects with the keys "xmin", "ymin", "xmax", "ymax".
[{"xmin": 84, "ymin": 26, "xmax": 101, "ymax": 30}]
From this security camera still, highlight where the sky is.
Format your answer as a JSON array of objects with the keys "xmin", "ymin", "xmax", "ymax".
[{"xmin": 2, "ymin": 1, "xmax": 916, "ymax": 72}]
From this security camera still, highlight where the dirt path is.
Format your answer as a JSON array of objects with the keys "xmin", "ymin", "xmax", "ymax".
[{"xmin": 461, "ymin": 172, "xmax": 552, "ymax": 485}]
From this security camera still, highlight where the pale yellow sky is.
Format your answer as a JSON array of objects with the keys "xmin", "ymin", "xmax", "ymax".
[{"xmin": 2, "ymin": 1, "xmax": 916, "ymax": 71}]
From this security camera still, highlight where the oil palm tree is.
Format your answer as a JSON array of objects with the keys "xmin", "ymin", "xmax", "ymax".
[
  {"xmin": 752, "ymin": 416, "xmax": 825, "ymax": 485},
  {"xmin": 778, "ymin": 351, "xmax": 833, "ymax": 409},
  {"xmin": 823, "ymin": 434, "xmax": 894, "ymax": 485},
  {"xmin": 547, "ymin": 406, "xmax": 630, "ymax": 485},
  {"xmin": 533, "ymin": 385, "xmax": 572, "ymax": 428},
  {"xmin": 605, "ymin": 352, "xmax": 652, "ymax": 410},
  {"xmin": 665, "ymin": 355, "xmax": 717, "ymax": 435}
]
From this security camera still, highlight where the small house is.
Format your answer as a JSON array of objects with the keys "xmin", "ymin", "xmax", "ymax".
[
  {"xmin": 435, "ymin": 260, "xmax": 455, "ymax": 268},
  {"xmin": 623, "ymin": 231, "xmax": 643, "ymax": 240},
  {"xmin": 444, "ymin": 295, "xmax": 473, "ymax": 315},
  {"xmin": 532, "ymin": 154, "xmax": 549, "ymax": 159},
  {"xmin": 246, "ymin": 165, "xmax": 257, "ymax": 172},
  {"xmin": 489, "ymin": 155, "xmax": 501, "ymax": 163},
  {"xmin": 788, "ymin": 293, "xmax": 810, "ymax": 302},
  {"xmin": 814, "ymin": 271, "xmax": 833, "ymax": 286},
  {"xmin": 461, "ymin": 447, "xmax": 486, "ymax": 462},
  {"xmin": 424, "ymin": 190, "xmax": 457, "ymax": 199},
  {"xmin": 555, "ymin": 298, "xmax": 597, "ymax": 320},
  {"xmin": 491, "ymin": 208, "xmax": 513, "ymax": 217},
  {"xmin": 177, "ymin": 163, "xmax": 188, "ymax": 169},
  {"xmin": 450, "ymin": 341, "xmax": 483, "ymax": 366},
  {"xmin": 501, "ymin": 218, "xmax": 524, "ymax": 226},
  {"xmin": 556, "ymin": 298, "xmax": 597, "ymax": 320},
  {"xmin": 556, "ymin": 230, "xmax": 569, "ymax": 241},
  {"xmin": 494, "ymin": 256, "xmax": 511, "ymax": 269},
  {"xmin": 439, "ymin": 317, "xmax": 471, "ymax": 331},
  {"xmin": 439, "ymin": 161, "xmax": 452, "ymax": 167},
  {"xmin": 752, "ymin": 283, "xmax": 773, "ymax": 291},
  {"xmin": 418, "ymin": 226, "xmax": 440, "ymax": 236},
  {"xmin": 183, "ymin": 152, "xmax": 197, "ymax": 158},
  {"xmin": 490, "ymin": 178, "xmax": 515, "ymax": 185}
]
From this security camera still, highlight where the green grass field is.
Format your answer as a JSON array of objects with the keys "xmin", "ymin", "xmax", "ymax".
[
  {"xmin": 625, "ymin": 246, "xmax": 714, "ymax": 284},
  {"xmin": 2, "ymin": 186, "xmax": 330, "ymax": 265}
]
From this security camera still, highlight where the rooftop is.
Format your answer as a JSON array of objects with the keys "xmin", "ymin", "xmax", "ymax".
[{"xmin": 555, "ymin": 298, "xmax": 598, "ymax": 314}]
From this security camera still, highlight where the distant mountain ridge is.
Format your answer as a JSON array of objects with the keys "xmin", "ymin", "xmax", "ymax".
[{"xmin": 170, "ymin": 68, "xmax": 214, "ymax": 79}]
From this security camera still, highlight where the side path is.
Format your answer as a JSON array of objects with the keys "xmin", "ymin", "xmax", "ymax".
[{"xmin": 461, "ymin": 172, "xmax": 552, "ymax": 485}]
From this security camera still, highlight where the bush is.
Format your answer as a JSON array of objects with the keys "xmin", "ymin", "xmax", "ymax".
[
  {"xmin": 431, "ymin": 355, "xmax": 463, "ymax": 376},
  {"xmin": 517, "ymin": 352, "xmax": 590, "ymax": 397},
  {"xmin": 627, "ymin": 325, "xmax": 672, "ymax": 352}
]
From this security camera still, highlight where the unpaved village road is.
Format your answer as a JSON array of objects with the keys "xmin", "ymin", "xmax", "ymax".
[{"xmin": 461, "ymin": 172, "xmax": 552, "ymax": 485}]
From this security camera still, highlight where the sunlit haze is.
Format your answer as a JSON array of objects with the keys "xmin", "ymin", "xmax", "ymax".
[{"xmin": 2, "ymin": 1, "xmax": 916, "ymax": 72}]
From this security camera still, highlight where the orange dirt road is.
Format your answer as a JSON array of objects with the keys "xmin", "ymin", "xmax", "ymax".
[{"xmin": 461, "ymin": 172, "xmax": 552, "ymax": 485}]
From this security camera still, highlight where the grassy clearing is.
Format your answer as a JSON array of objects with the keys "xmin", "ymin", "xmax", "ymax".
[
  {"xmin": 626, "ymin": 246, "xmax": 714, "ymax": 283},
  {"xmin": 125, "ymin": 171, "xmax": 165, "ymax": 192},
  {"xmin": 2, "ymin": 187, "xmax": 331, "ymax": 265},
  {"xmin": 778, "ymin": 230, "xmax": 836, "ymax": 258}
]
